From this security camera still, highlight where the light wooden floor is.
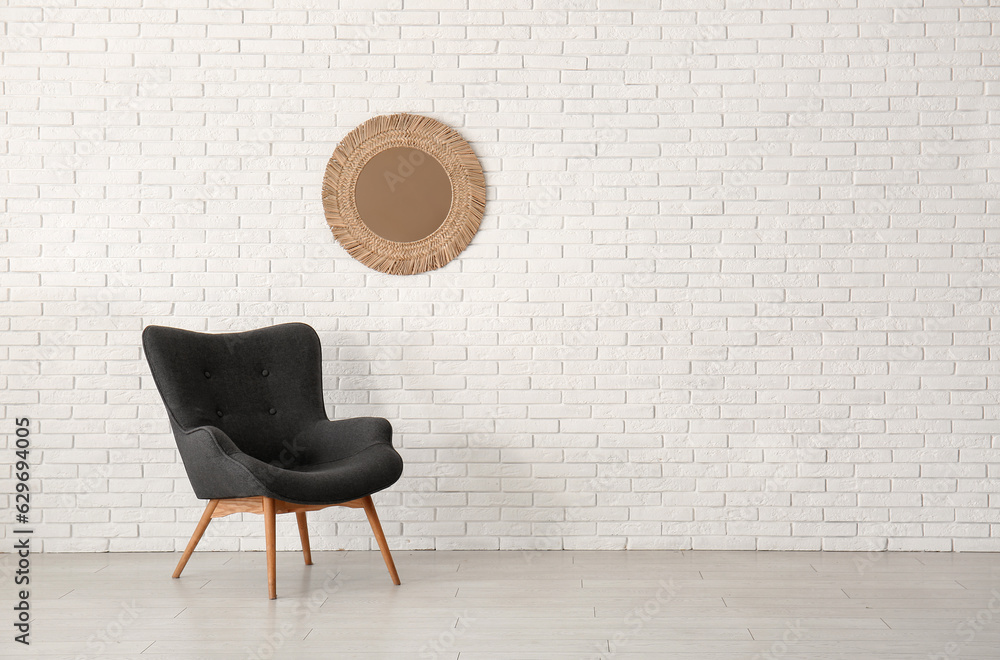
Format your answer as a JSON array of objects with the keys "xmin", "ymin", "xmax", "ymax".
[{"xmin": 7, "ymin": 550, "xmax": 1000, "ymax": 659}]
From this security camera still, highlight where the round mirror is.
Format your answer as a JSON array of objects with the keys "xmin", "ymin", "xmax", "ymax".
[
  {"xmin": 354, "ymin": 147, "xmax": 452, "ymax": 243},
  {"xmin": 322, "ymin": 114, "xmax": 486, "ymax": 276}
]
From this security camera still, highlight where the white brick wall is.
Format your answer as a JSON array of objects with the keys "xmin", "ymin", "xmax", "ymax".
[{"xmin": 2, "ymin": 0, "xmax": 999, "ymax": 553}]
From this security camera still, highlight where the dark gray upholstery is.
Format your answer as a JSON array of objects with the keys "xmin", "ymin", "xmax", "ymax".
[{"xmin": 142, "ymin": 323, "xmax": 403, "ymax": 505}]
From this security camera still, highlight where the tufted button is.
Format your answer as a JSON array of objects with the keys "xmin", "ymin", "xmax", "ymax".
[
  {"xmin": 216, "ymin": 410, "xmax": 223, "ymax": 417},
  {"xmin": 204, "ymin": 371, "xmax": 211, "ymax": 378},
  {"xmin": 261, "ymin": 369, "xmax": 269, "ymax": 377},
  {"xmin": 268, "ymin": 408, "xmax": 276, "ymax": 415}
]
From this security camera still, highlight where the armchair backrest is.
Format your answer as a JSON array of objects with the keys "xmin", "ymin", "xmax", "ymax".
[{"xmin": 142, "ymin": 323, "xmax": 327, "ymax": 464}]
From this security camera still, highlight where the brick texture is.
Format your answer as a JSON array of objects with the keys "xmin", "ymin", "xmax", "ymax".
[{"xmin": 1, "ymin": 1, "xmax": 999, "ymax": 552}]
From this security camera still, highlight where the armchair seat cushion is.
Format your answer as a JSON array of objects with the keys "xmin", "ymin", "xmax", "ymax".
[{"xmin": 237, "ymin": 442, "xmax": 404, "ymax": 505}]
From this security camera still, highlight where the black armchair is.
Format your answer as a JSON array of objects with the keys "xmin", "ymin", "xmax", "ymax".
[{"xmin": 142, "ymin": 322, "xmax": 403, "ymax": 599}]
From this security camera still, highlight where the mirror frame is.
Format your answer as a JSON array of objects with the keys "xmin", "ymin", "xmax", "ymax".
[{"xmin": 322, "ymin": 113, "xmax": 486, "ymax": 275}]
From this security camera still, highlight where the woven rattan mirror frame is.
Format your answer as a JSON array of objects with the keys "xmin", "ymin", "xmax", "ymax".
[{"xmin": 322, "ymin": 114, "xmax": 486, "ymax": 275}]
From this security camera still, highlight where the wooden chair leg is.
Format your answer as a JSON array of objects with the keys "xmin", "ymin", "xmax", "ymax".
[
  {"xmin": 362, "ymin": 495, "xmax": 400, "ymax": 585},
  {"xmin": 173, "ymin": 499, "xmax": 219, "ymax": 578},
  {"xmin": 263, "ymin": 496, "xmax": 277, "ymax": 599},
  {"xmin": 295, "ymin": 510, "xmax": 313, "ymax": 566}
]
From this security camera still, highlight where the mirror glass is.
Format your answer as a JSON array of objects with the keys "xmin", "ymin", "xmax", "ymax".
[{"xmin": 354, "ymin": 147, "xmax": 453, "ymax": 243}]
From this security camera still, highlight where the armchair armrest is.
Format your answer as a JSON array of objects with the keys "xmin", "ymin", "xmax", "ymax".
[
  {"xmin": 172, "ymin": 424, "xmax": 271, "ymax": 500},
  {"xmin": 291, "ymin": 417, "xmax": 394, "ymax": 465}
]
